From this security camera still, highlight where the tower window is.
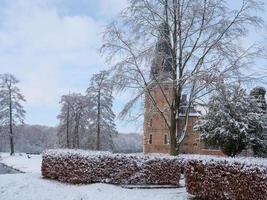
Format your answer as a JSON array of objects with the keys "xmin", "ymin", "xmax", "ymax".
[
  {"xmin": 164, "ymin": 134, "xmax": 168, "ymax": 145},
  {"xmin": 148, "ymin": 134, "xmax": 153, "ymax": 144},
  {"xmin": 149, "ymin": 119, "xmax": 153, "ymax": 127}
]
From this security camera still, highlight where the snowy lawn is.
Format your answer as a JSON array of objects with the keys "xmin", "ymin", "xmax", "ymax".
[
  {"xmin": 0, "ymin": 173, "xmax": 192, "ymax": 200},
  {"xmin": 0, "ymin": 153, "xmax": 41, "ymax": 173},
  {"xmin": 0, "ymin": 152, "xmax": 194, "ymax": 200}
]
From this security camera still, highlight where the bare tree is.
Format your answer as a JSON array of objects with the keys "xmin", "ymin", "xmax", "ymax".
[
  {"xmin": 57, "ymin": 95, "xmax": 71, "ymax": 148},
  {"xmin": 101, "ymin": 0, "xmax": 264, "ymax": 155},
  {"xmin": 57, "ymin": 93, "xmax": 89, "ymax": 149},
  {"xmin": 86, "ymin": 70, "xmax": 117, "ymax": 151},
  {"xmin": 0, "ymin": 74, "xmax": 26, "ymax": 155}
]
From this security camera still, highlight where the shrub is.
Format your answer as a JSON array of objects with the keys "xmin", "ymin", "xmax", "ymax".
[
  {"xmin": 184, "ymin": 155, "xmax": 267, "ymax": 200},
  {"xmin": 42, "ymin": 149, "xmax": 182, "ymax": 185}
]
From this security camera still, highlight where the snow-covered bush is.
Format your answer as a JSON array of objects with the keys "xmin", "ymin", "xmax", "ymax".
[
  {"xmin": 195, "ymin": 84, "xmax": 266, "ymax": 157},
  {"xmin": 250, "ymin": 86, "xmax": 267, "ymax": 157},
  {"xmin": 42, "ymin": 149, "xmax": 182, "ymax": 185},
  {"xmin": 184, "ymin": 155, "xmax": 267, "ymax": 200}
]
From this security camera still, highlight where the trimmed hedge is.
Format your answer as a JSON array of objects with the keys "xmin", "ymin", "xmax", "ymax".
[
  {"xmin": 42, "ymin": 149, "xmax": 182, "ymax": 185},
  {"xmin": 184, "ymin": 155, "xmax": 267, "ymax": 200}
]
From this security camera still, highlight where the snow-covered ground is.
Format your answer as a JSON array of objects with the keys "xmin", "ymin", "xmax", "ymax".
[
  {"xmin": 0, "ymin": 152, "xmax": 193, "ymax": 200},
  {"xmin": 0, "ymin": 173, "xmax": 191, "ymax": 200},
  {"xmin": 0, "ymin": 153, "xmax": 41, "ymax": 173}
]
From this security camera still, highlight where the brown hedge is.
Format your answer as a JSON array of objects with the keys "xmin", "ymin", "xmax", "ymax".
[
  {"xmin": 184, "ymin": 156, "xmax": 267, "ymax": 200},
  {"xmin": 41, "ymin": 150, "xmax": 181, "ymax": 185}
]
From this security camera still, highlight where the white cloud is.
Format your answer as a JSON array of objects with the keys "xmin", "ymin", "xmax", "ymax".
[
  {"xmin": 0, "ymin": 0, "xmax": 105, "ymax": 106},
  {"xmin": 0, "ymin": 0, "xmax": 137, "ymax": 131},
  {"xmin": 98, "ymin": 0, "xmax": 128, "ymax": 18}
]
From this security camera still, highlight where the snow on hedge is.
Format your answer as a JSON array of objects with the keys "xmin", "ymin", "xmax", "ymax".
[
  {"xmin": 183, "ymin": 154, "xmax": 267, "ymax": 200},
  {"xmin": 42, "ymin": 149, "xmax": 182, "ymax": 185},
  {"xmin": 180, "ymin": 154, "xmax": 267, "ymax": 170}
]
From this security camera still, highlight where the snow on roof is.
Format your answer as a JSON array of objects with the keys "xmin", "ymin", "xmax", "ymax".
[{"xmin": 179, "ymin": 112, "xmax": 201, "ymax": 117}]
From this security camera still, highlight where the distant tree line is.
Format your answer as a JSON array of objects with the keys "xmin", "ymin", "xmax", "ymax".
[
  {"xmin": 0, "ymin": 72, "xmax": 143, "ymax": 155},
  {"xmin": 0, "ymin": 124, "xmax": 143, "ymax": 154},
  {"xmin": 57, "ymin": 70, "xmax": 117, "ymax": 151},
  {"xmin": 0, "ymin": 124, "xmax": 57, "ymax": 154}
]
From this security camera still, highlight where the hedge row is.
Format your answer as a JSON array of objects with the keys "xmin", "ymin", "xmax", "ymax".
[
  {"xmin": 42, "ymin": 150, "xmax": 182, "ymax": 185},
  {"xmin": 184, "ymin": 155, "xmax": 267, "ymax": 200}
]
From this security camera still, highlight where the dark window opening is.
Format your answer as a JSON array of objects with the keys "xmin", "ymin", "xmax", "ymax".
[
  {"xmin": 149, "ymin": 134, "xmax": 153, "ymax": 144},
  {"xmin": 164, "ymin": 134, "xmax": 168, "ymax": 145}
]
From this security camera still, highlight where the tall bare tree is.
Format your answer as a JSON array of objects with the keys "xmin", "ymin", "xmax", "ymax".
[
  {"xmin": 86, "ymin": 70, "xmax": 117, "ymax": 151},
  {"xmin": 0, "ymin": 74, "xmax": 26, "ymax": 155},
  {"xmin": 57, "ymin": 93, "xmax": 89, "ymax": 149},
  {"xmin": 101, "ymin": 0, "xmax": 264, "ymax": 155},
  {"xmin": 58, "ymin": 94, "xmax": 72, "ymax": 148}
]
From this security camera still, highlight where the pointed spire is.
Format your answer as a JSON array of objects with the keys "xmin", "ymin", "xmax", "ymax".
[{"xmin": 150, "ymin": 21, "xmax": 173, "ymax": 80}]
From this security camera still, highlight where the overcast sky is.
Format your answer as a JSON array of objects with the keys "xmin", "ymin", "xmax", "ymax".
[{"xmin": 0, "ymin": 0, "xmax": 266, "ymax": 133}]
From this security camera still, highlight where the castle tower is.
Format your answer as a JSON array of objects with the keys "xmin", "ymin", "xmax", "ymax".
[
  {"xmin": 143, "ymin": 22, "xmax": 209, "ymax": 155},
  {"xmin": 143, "ymin": 82, "xmax": 172, "ymax": 154},
  {"xmin": 144, "ymin": 22, "xmax": 173, "ymax": 154}
]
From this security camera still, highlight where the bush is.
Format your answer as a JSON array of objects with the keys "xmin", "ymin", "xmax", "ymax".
[
  {"xmin": 184, "ymin": 155, "xmax": 267, "ymax": 200},
  {"xmin": 42, "ymin": 149, "xmax": 182, "ymax": 185}
]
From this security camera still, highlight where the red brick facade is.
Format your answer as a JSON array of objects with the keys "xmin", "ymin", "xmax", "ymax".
[
  {"xmin": 144, "ymin": 83, "xmax": 172, "ymax": 154},
  {"xmin": 143, "ymin": 83, "xmax": 224, "ymax": 156}
]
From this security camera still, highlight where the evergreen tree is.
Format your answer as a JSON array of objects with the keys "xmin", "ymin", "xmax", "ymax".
[
  {"xmin": 195, "ymin": 84, "xmax": 265, "ymax": 157},
  {"xmin": 86, "ymin": 70, "xmax": 117, "ymax": 151},
  {"xmin": 250, "ymin": 87, "xmax": 267, "ymax": 157},
  {"xmin": 0, "ymin": 74, "xmax": 26, "ymax": 155}
]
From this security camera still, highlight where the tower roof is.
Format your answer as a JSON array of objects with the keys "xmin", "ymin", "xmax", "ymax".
[{"xmin": 150, "ymin": 22, "xmax": 173, "ymax": 80}]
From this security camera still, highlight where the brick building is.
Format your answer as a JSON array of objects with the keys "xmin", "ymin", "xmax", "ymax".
[
  {"xmin": 143, "ymin": 82, "xmax": 206, "ymax": 155},
  {"xmin": 143, "ymin": 22, "xmax": 223, "ymax": 155}
]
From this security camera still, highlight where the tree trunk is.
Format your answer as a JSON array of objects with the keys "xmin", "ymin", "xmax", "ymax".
[
  {"xmin": 169, "ymin": 109, "xmax": 177, "ymax": 155},
  {"xmin": 73, "ymin": 112, "xmax": 81, "ymax": 149},
  {"xmin": 168, "ymin": 0, "xmax": 180, "ymax": 156},
  {"xmin": 75, "ymin": 116, "xmax": 80, "ymax": 149},
  {"xmin": 96, "ymin": 89, "xmax": 101, "ymax": 150},
  {"xmin": 8, "ymin": 87, "xmax": 14, "ymax": 156},
  {"xmin": 66, "ymin": 102, "xmax": 70, "ymax": 148}
]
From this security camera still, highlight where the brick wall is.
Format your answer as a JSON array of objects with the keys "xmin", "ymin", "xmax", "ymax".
[
  {"xmin": 143, "ymin": 83, "xmax": 224, "ymax": 156},
  {"xmin": 144, "ymin": 83, "xmax": 171, "ymax": 154}
]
